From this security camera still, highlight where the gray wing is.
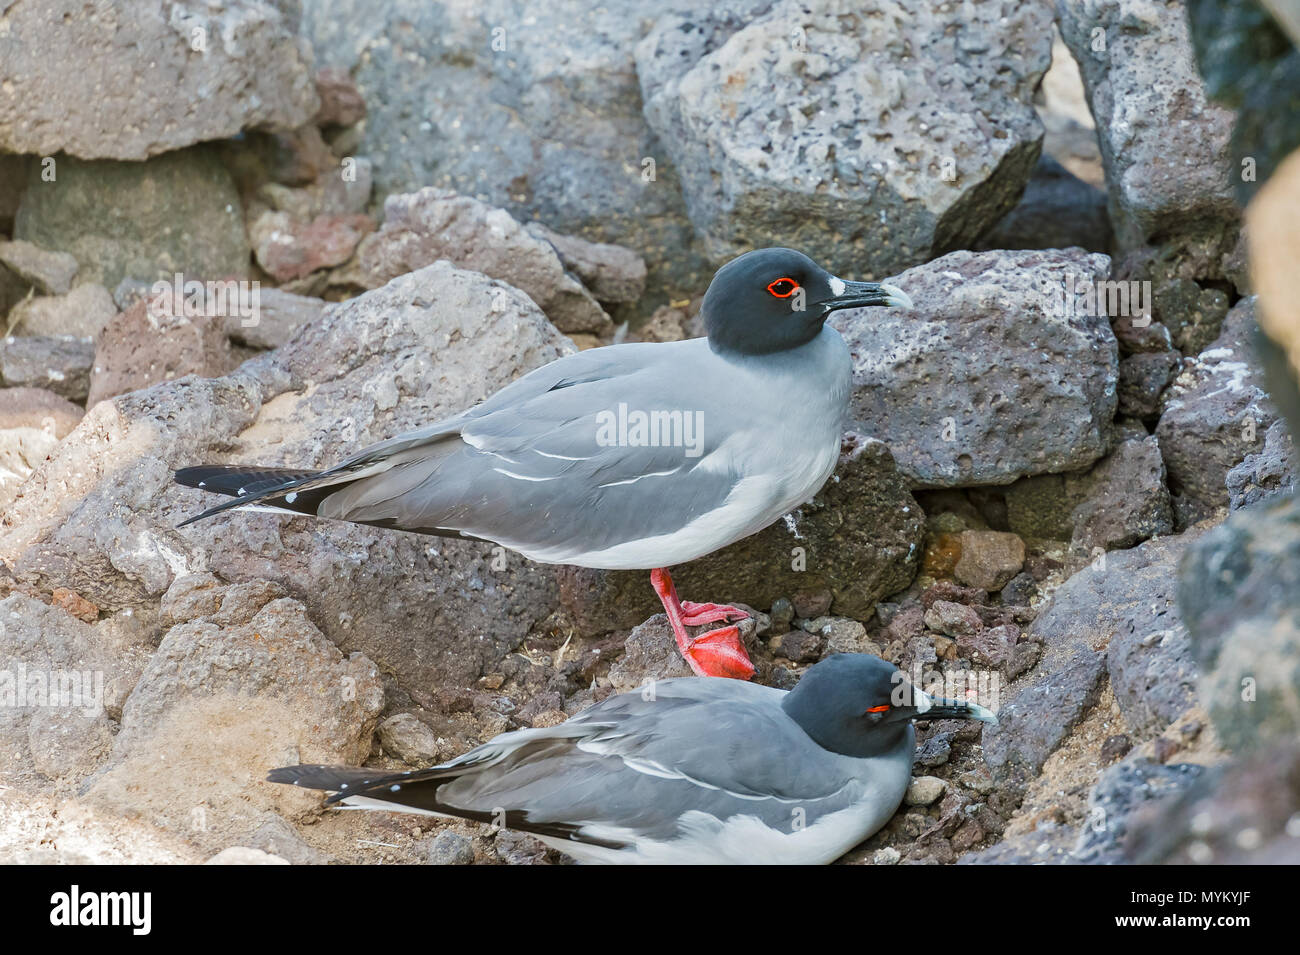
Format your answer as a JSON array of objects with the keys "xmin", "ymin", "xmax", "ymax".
[
  {"xmin": 431, "ymin": 680, "xmax": 869, "ymax": 845},
  {"xmin": 308, "ymin": 339, "xmax": 775, "ymax": 561}
]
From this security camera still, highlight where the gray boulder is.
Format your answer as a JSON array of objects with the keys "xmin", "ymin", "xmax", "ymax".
[
  {"xmin": 5, "ymin": 284, "xmax": 117, "ymax": 339},
  {"xmin": 832, "ymin": 249, "xmax": 1118, "ymax": 488},
  {"xmin": 1156, "ymin": 298, "xmax": 1275, "ymax": 526},
  {"xmin": 1226, "ymin": 418, "xmax": 1296, "ymax": 510},
  {"xmin": 1068, "ymin": 436, "xmax": 1174, "ymax": 553},
  {"xmin": 0, "ymin": 594, "xmax": 151, "ymax": 789},
  {"xmin": 1057, "ymin": 0, "xmax": 1240, "ymax": 257},
  {"xmin": 302, "ymin": 0, "xmax": 707, "ymax": 308},
  {"xmin": 86, "ymin": 576, "xmax": 384, "ymax": 849},
  {"xmin": 0, "ymin": 240, "xmax": 79, "ymax": 296},
  {"xmin": 638, "ymin": 0, "xmax": 1053, "ymax": 276},
  {"xmin": 1179, "ymin": 491, "xmax": 1300, "ymax": 752},
  {"xmin": 14, "ymin": 147, "xmax": 251, "ymax": 292},
  {"xmin": 0, "ymin": 336, "xmax": 94, "ymax": 403},
  {"xmin": 0, "ymin": 0, "xmax": 318, "ymax": 160},
  {"xmin": 984, "ymin": 530, "xmax": 1202, "ymax": 782}
]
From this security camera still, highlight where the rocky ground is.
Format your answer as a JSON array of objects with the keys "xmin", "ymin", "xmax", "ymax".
[{"xmin": 1, "ymin": 0, "xmax": 1299, "ymax": 864}]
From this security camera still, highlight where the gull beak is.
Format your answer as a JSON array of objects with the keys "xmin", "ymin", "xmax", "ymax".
[
  {"xmin": 910, "ymin": 687, "xmax": 998, "ymax": 724},
  {"xmin": 822, "ymin": 279, "xmax": 913, "ymax": 312}
]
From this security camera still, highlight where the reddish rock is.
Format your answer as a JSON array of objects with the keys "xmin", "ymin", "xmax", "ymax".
[
  {"xmin": 251, "ymin": 211, "xmax": 374, "ymax": 283},
  {"xmin": 314, "ymin": 67, "xmax": 367, "ymax": 128},
  {"xmin": 51, "ymin": 586, "xmax": 98, "ymax": 623},
  {"xmin": 86, "ymin": 294, "xmax": 234, "ymax": 407}
]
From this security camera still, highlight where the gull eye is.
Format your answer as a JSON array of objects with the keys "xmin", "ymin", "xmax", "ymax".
[
  {"xmin": 766, "ymin": 277, "xmax": 799, "ymax": 298},
  {"xmin": 865, "ymin": 704, "xmax": 890, "ymax": 714}
]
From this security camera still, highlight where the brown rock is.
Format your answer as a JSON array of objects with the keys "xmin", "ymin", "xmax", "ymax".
[
  {"xmin": 251, "ymin": 211, "xmax": 374, "ymax": 283},
  {"xmin": 51, "ymin": 587, "xmax": 99, "ymax": 623},
  {"xmin": 0, "ymin": 239, "xmax": 79, "ymax": 295},
  {"xmin": 923, "ymin": 600, "xmax": 982, "ymax": 638},
  {"xmin": 87, "ymin": 296, "xmax": 233, "ymax": 407},
  {"xmin": 1100, "ymin": 734, "xmax": 1133, "ymax": 765},
  {"xmin": 7, "ymin": 283, "xmax": 117, "ymax": 338},
  {"xmin": 313, "ymin": 67, "xmax": 367, "ymax": 128},
  {"xmin": 953, "ymin": 530, "xmax": 1025, "ymax": 591},
  {"xmin": 0, "ymin": 387, "xmax": 84, "ymax": 438}
]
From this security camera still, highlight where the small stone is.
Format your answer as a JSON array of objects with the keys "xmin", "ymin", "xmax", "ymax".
[
  {"xmin": 251, "ymin": 210, "xmax": 374, "ymax": 283},
  {"xmin": 923, "ymin": 600, "xmax": 982, "ymax": 638},
  {"xmin": 950, "ymin": 820, "xmax": 985, "ymax": 852},
  {"xmin": 0, "ymin": 239, "xmax": 79, "ymax": 294},
  {"xmin": 0, "ymin": 335, "xmax": 94, "ymax": 403},
  {"xmin": 529, "ymin": 708, "xmax": 568, "ymax": 729},
  {"xmin": 915, "ymin": 733, "xmax": 952, "ymax": 768},
  {"xmin": 771, "ymin": 628, "xmax": 823, "ymax": 664},
  {"xmin": 1153, "ymin": 736, "xmax": 1182, "ymax": 763},
  {"xmin": 791, "ymin": 589, "xmax": 833, "ymax": 619},
  {"xmin": 905, "ymin": 775, "xmax": 947, "ymax": 806},
  {"xmin": 768, "ymin": 597, "xmax": 795, "ymax": 635},
  {"xmin": 1100, "ymin": 734, "xmax": 1133, "ymax": 765},
  {"xmin": 1000, "ymin": 572, "xmax": 1038, "ymax": 606},
  {"xmin": 425, "ymin": 830, "xmax": 475, "ymax": 866},
  {"xmin": 51, "ymin": 587, "xmax": 98, "ymax": 623},
  {"xmin": 872, "ymin": 847, "xmax": 901, "ymax": 865},
  {"xmin": 958, "ymin": 769, "xmax": 996, "ymax": 794},
  {"xmin": 807, "ymin": 616, "xmax": 874, "ymax": 655},
  {"xmin": 955, "ymin": 623, "xmax": 1017, "ymax": 668},
  {"xmin": 931, "ymin": 634, "xmax": 957, "ymax": 660},
  {"xmin": 883, "ymin": 604, "xmax": 925, "ymax": 643},
  {"xmin": 7, "ymin": 283, "xmax": 117, "ymax": 338},
  {"xmin": 377, "ymin": 713, "xmax": 441, "ymax": 765},
  {"xmin": 314, "ymin": 66, "xmax": 367, "ymax": 128},
  {"xmin": 954, "ymin": 530, "xmax": 1026, "ymax": 591}
]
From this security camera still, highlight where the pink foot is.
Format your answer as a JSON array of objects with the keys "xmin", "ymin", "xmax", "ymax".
[
  {"xmin": 680, "ymin": 601, "xmax": 749, "ymax": 627},
  {"xmin": 650, "ymin": 568, "xmax": 755, "ymax": 681}
]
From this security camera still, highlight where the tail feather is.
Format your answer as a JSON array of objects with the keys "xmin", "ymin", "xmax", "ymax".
[
  {"xmin": 267, "ymin": 762, "xmax": 625, "ymax": 849},
  {"xmin": 174, "ymin": 466, "xmax": 319, "ymax": 498},
  {"xmin": 173, "ymin": 465, "xmax": 350, "ymax": 527},
  {"xmin": 268, "ymin": 763, "xmax": 464, "ymax": 812}
]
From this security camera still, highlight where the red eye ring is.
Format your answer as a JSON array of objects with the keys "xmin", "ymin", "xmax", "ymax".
[
  {"xmin": 866, "ymin": 705, "xmax": 890, "ymax": 713},
  {"xmin": 766, "ymin": 277, "xmax": 800, "ymax": 298}
]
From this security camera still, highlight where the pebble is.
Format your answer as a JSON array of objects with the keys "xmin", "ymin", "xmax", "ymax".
[
  {"xmin": 426, "ymin": 830, "xmax": 476, "ymax": 865},
  {"xmin": 905, "ymin": 775, "xmax": 947, "ymax": 806}
]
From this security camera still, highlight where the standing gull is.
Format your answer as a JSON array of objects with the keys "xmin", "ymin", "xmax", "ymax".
[
  {"xmin": 269, "ymin": 653, "xmax": 995, "ymax": 864},
  {"xmin": 175, "ymin": 248, "xmax": 912, "ymax": 678}
]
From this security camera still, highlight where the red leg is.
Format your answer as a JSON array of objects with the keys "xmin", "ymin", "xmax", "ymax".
[{"xmin": 650, "ymin": 568, "xmax": 755, "ymax": 680}]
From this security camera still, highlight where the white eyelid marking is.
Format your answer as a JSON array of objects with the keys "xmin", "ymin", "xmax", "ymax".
[{"xmin": 829, "ymin": 277, "xmax": 846, "ymax": 297}]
